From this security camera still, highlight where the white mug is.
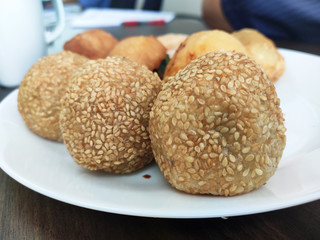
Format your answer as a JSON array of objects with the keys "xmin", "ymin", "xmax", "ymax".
[{"xmin": 0, "ymin": 0, "xmax": 65, "ymax": 87}]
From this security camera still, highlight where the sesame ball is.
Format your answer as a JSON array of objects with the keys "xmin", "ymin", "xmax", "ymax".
[
  {"xmin": 149, "ymin": 51, "xmax": 286, "ymax": 196},
  {"xmin": 18, "ymin": 51, "xmax": 88, "ymax": 141},
  {"xmin": 60, "ymin": 56, "xmax": 162, "ymax": 173}
]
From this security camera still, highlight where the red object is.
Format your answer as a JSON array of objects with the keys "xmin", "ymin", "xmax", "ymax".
[
  {"xmin": 123, "ymin": 21, "xmax": 139, "ymax": 26},
  {"xmin": 123, "ymin": 19, "xmax": 166, "ymax": 26},
  {"xmin": 147, "ymin": 19, "xmax": 166, "ymax": 25}
]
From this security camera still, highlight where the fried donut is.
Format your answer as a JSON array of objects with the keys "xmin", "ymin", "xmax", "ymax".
[
  {"xmin": 232, "ymin": 28, "xmax": 285, "ymax": 83},
  {"xmin": 109, "ymin": 35, "xmax": 167, "ymax": 71},
  {"xmin": 64, "ymin": 29, "xmax": 118, "ymax": 59},
  {"xmin": 149, "ymin": 51, "xmax": 286, "ymax": 196},
  {"xmin": 18, "ymin": 51, "xmax": 88, "ymax": 141},
  {"xmin": 60, "ymin": 57, "xmax": 162, "ymax": 173},
  {"xmin": 163, "ymin": 30, "xmax": 247, "ymax": 80}
]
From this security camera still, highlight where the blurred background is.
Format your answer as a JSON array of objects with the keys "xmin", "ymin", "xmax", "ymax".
[
  {"xmin": 43, "ymin": 0, "xmax": 202, "ymax": 18},
  {"xmin": 42, "ymin": 0, "xmax": 202, "ymax": 33},
  {"xmin": 64, "ymin": 0, "xmax": 202, "ymax": 16}
]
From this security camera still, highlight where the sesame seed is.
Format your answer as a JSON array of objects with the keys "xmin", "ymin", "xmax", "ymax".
[
  {"xmin": 242, "ymin": 147, "xmax": 251, "ymax": 153},
  {"xmin": 222, "ymin": 157, "xmax": 228, "ymax": 167},
  {"xmin": 243, "ymin": 169, "xmax": 250, "ymax": 177},
  {"xmin": 245, "ymin": 154, "xmax": 255, "ymax": 161},
  {"xmin": 229, "ymin": 154, "xmax": 236, "ymax": 162},
  {"xmin": 255, "ymin": 168, "xmax": 263, "ymax": 176},
  {"xmin": 186, "ymin": 156, "xmax": 195, "ymax": 163}
]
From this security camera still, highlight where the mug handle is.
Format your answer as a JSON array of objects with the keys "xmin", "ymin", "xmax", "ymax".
[{"xmin": 45, "ymin": 0, "xmax": 65, "ymax": 44}]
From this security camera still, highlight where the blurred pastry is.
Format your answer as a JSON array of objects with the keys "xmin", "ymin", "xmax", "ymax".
[
  {"xmin": 60, "ymin": 56, "xmax": 162, "ymax": 173},
  {"xmin": 149, "ymin": 50, "xmax": 286, "ymax": 196},
  {"xmin": 232, "ymin": 28, "xmax": 285, "ymax": 82},
  {"xmin": 163, "ymin": 30, "xmax": 247, "ymax": 80},
  {"xmin": 64, "ymin": 29, "xmax": 118, "ymax": 59},
  {"xmin": 109, "ymin": 35, "xmax": 167, "ymax": 71},
  {"xmin": 18, "ymin": 51, "xmax": 88, "ymax": 141},
  {"xmin": 157, "ymin": 33, "xmax": 188, "ymax": 58}
]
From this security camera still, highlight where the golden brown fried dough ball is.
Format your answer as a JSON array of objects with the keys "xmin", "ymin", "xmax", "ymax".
[
  {"xmin": 157, "ymin": 33, "xmax": 188, "ymax": 58},
  {"xmin": 18, "ymin": 51, "xmax": 88, "ymax": 141},
  {"xmin": 60, "ymin": 57, "xmax": 162, "ymax": 173},
  {"xmin": 232, "ymin": 28, "xmax": 285, "ymax": 83},
  {"xmin": 163, "ymin": 30, "xmax": 247, "ymax": 80},
  {"xmin": 64, "ymin": 29, "xmax": 118, "ymax": 59},
  {"xmin": 149, "ymin": 51, "xmax": 286, "ymax": 196},
  {"xmin": 109, "ymin": 35, "xmax": 167, "ymax": 71}
]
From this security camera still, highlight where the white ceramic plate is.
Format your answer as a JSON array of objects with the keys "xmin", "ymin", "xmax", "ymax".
[{"xmin": 1, "ymin": 49, "xmax": 320, "ymax": 218}]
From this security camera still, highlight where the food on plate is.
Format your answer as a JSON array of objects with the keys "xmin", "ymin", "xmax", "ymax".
[
  {"xmin": 18, "ymin": 51, "xmax": 88, "ymax": 142},
  {"xmin": 157, "ymin": 33, "xmax": 188, "ymax": 51},
  {"xmin": 163, "ymin": 30, "xmax": 247, "ymax": 80},
  {"xmin": 232, "ymin": 28, "xmax": 285, "ymax": 83},
  {"xmin": 60, "ymin": 56, "xmax": 162, "ymax": 173},
  {"xmin": 149, "ymin": 50, "xmax": 286, "ymax": 196},
  {"xmin": 109, "ymin": 35, "xmax": 167, "ymax": 71},
  {"xmin": 63, "ymin": 29, "xmax": 118, "ymax": 59},
  {"xmin": 157, "ymin": 33, "xmax": 188, "ymax": 58}
]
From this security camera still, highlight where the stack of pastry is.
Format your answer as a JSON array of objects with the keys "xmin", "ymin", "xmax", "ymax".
[{"xmin": 17, "ymin": 28, "xmax": 286, "ymax": 196}]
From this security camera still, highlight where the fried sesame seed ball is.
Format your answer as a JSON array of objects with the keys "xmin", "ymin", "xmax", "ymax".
[
  {"xmin": 18, "ymin": 51, "xmax": 88, "ymax": 141},
  {"xmin": 64, "ymin": 29, "xmax": 118, "ymax": 59},
  {"xmin": 149, "ymin": 50, "xmax": 286, "ymax": 196},
  {"xmin": 60, "ymin": 56, "xmax": 162, "ymax": 173}
]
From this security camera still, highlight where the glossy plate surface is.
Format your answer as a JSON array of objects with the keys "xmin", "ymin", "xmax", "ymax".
[{"xmin": 1, "ymin": 49, "xmax": 320, "ymax": 218}]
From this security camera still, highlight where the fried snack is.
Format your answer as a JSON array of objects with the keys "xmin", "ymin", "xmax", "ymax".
[
  {"xmin": 63, "ymin": 29, "xmax": 118, "ymax": 59},
  {"xmin": 232, "ymin": 28, "xmax": 285, "ymax": 83},
  {"xmin": 163, "ymin": 30, "xmax": 247, "ymax": 80},
  {"xmin": 109, "ymin": 35, "xmax": 167, "ymax": 71},
  {"xmin": 18, "ymin": 51, "xmax": 88, "ymax": 141},
  {"xmin": 60, "ymin": 57, "xmax": 162, "ymax": 173},
  {"xmin": 157, "ymin": 33, "xmax": 188, "ymax": 58},
  {"xmin": 149, "ymin": 51, "xmax": 286, "ymax": 196}
]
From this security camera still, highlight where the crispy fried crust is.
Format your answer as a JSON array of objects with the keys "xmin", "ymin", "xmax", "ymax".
[
  {"xmin": 64, "ymin": 29, "xmax": 118, "ymax": 59},
  {"xmin": 18, "ymin": 51, "xmax": 88, "ymax": 141},
  {"xmin": 163, "ymin": 30, "xmax": 247, "ymax": 80},
  {"xmin": 109, "ymin": 35, "xmax": 167, "ymax": 70},
  {"xmin": 149, "ymin": 51, "xmax": 286, "ymax": 196},
  {"xmin": 60, "ymin": 57, "xmax": 162, "ymax": 173},
  {"xmin": 232, "ymin": 28, "xmax": 285, "ymax": 83},
  {"xmin": 157, "ymin": 33, "xmax": 188, "ymax": 58}
]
